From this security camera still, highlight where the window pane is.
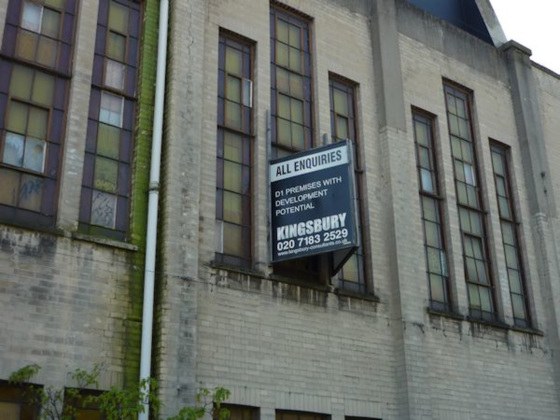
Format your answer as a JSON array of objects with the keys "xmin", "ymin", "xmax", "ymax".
[
  {"xmin": 427, "ymin": 247, "xmax": 442, "ymax": 274},
  {"xmin": 277, "ymin": 119, "xmax": 290, "ymax": 146},
  {"xmin": 418, "ymin": 147, "xmax": 430, "ymax": 169},
  {"xmin": 41, "ymin": 8, "xmax": 60, "ymax": 38},
  {"xmin": 456, "ymin": 183, "xmax": 467, "ymax": 205},
  {"xmin": 277, "ymin": 67, "xmax": 289, "ymax": 92},
  {"xmin": 466, "ymin": 257, "xmax": 477, "ymax": 281},
  {"xmin": 341, "ymin": 253, "xmax": 359, "ymax": 283},
  {"xmin": 333, "ymin": 89, "xmax": 348, "ymax": 115},
  {"xmin": 28, "ymin": 107, "xmax": 49, "ymax": 139},
  {"xmin": 0, "ymin": 402, "xmax": 21, "ymax": 420},
  {"xmin": 505, "ymin": 244, "xmax": 519, "ymax": 269},
  {"xmin": 100, "ymin": 92, "xmax": 123, "ymax": 127},
  {"xmin": 499, "ymin": 196, "xmax": 511, "ymax": 219},
  {"xmin": 336, "ymin": 115, "xmax": 348, "ymax": 139},
  {"xmin": 492, "ymin": 151, "xmax": 504, "ymax": 175},
  {"xmin": 0, "ymin": 168, "xmax": 20, "ymax": 206},
  {"xmin": 276, "ymin": 43, "xmax": 288, "ymax": 67},
  {"xmin": 454, "ymin": 160, "xmax": 465, "ymax": 182},
  {"xmin": 291, "ymin": 123, "xmax": 304, "ymax": 150},
  {"xmin": 450, "ymin": 136, "xmax": 461, "ymax": 158},
  {"xmin": 225, "ymin": 75, "xmax": 241, "ymax": 102},
  {"xmin": 45, "ymin": 0, "xmax": 63, "ymax": 8},
  {"xmin": 469, "ymin": 211, "xmax": 482, "ymax": 236},
  {"xmin": 223, "ymin": 161, "xmax": 242, "ymax": 193},
  {"xmin": 74, "ymin": 409, "xmax": 103, "ymax": 420},
  {"xmin": 459, "ymin": 208, "xmax": 471, "ymax": 232},
  {"xmin": 107, "ymin": 31, "xmax": 126, "ymax": 61},
  {"xmin": 463, "ymin": 236, "xmax": 474, "ymax": 257},
  {"xmin": 105, "ymin": 59, "xmax": 125, "ymax": 90},
  {"xmin": 479, "ymin": 287, "xmax": 492, "ymax": 312},
  {"xmin": 223, "ymin": 222, "xmax": 243, "ymax": 257},
  {"xmin": 109, "ymin": 1, "xmax": 129, "ymax": 33},
  {"xmin": 223, "ymin": 132, "xmax": 242, "ymax": 162},
  {"xmin": 36, "ymin": 36, "xmax": 58, "ymax": 67},
  {"xmin": 291, "ymin": 99, "xmax": 303, "ymax": 124},
  {"xmin": 458, "ymin": 140, "xmax": 474, "ymax": 163},
  {"xmin": 225, "ymin": 47, "xmax": 242, "ymax": 76},
  {"xmin": 278, "ymin": 95, "xmax": 290, "ymax": 119},
  {"xmin": 97, "ymin": 123, "xmax": 121, "ymax": 159},
  {"xmin": 289, "ymin": 74, "xmax": 303, "ymax": 97},
  {"xmin": 448, "ymin": 115, "xmax": 459, "ymax": 137},
  {"xmin": 22, "ymin": 1, "xmax": 43, "ymax": 33},
  {"xmin": 288, "ymin": 24, "xmax": 300, "ymax": 48},
  {"xmin": 461, "ymin": 140, "xmax": 473, "ymax": 163},
  {"xmin": 468, "ymin": 284, "xmax": 481, "ymax": 308},
  {"xmin": 16, "ymin": 30, "xmax": 38, "ymax": 61},
  {"xmin": 472, "ymin": 237, "xmax": 483, "ymax": 259},
  {"xmin": 464, "ymin": 163, "xmax": 475, "ymax": 186},
  {"xmin": 32, "ymin": 71, "xmax": 55, "ymax": 106},
  {"xmin": 91, "ymin": 190, "xmax": 117, "ymax": 228},
  {"xmin": 19, "ymin": 174, "xmax": 43, "ymax": 211},
  {"xmin": 23, "ymin": 138, "xmax": 46, "ymax": 172},
  {"xmin": 223, "ymin": 191, "xmax": 242, "ymax": 224},
  {"xmin": 502, "ymin": 221, "xmax": 515, "ymax": 245},
  {"xmin": 511, "ymin": 294, "xmax": 526, "ymax": 319},
  {"xmin": 415, "ymin": 121, "xmax": 429, "ymax": 146},
  {"xmin": 420, "ymin": 168, "xmax": 434, "ymax": 192},
  {"xmin": 430, "ymin": 274, "xmax": 445, "ymax": 303},
  {"xmin": 289, "ymin": 47, "xmax": 301, "ymax": 72},
  {"xmin": 277, "ymin": 19, "xmax": 289, "ymax": 43},
  {"xmin": 7, "ymin": 101, "xmax": 28, "ymax": 134},
  {"xmin": 422, "ymin": 197, "xmax": 437, "ymax": 222},
  {"xmin": 3, "ymin": 132, "xmax": 25, "ymax": 167},
  {"xmin": 242, "ymin": 79, "xmax": 252, "ymax": 107},
  {"xmin": 455, "ymin": 97, "xmax": 466, "ymax": 118},
  {"xmin": 508, "ymin": 269, "xmax": 522, "ymax": 294},
  {"xmin": 225, "ymin": 101, "xmax": 241, "ymax": 129},
  {"xmin": 496, "ymin": 176, "xmax": 507, "ymax": 197},
  {"xmin": 458, "ymin": 118, "xmax": 469, "ymax": 138},
  {"xmin": 425, "ymin": 221, "xmax": 439, "ymax": 247},
  {"xmin": 94, "ymin": 157, "xmax": 118, "ymax": 193},
  {"xmin": 10, "ymin": 65, "xmax": 33, "ymax": 100},
  {"xmin": 476, "ymin": 260, "xmax": 487, "ymax": 284},
  {"xmin": 466, "ymin": 185, "xmax": 478, "ymax": 207}
]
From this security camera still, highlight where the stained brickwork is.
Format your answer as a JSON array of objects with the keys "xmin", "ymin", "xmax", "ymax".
[
  {"xmin": 156, "ymin": 0, "xmax": 560, "ymax": 419},
  {"xmin": 2, "ymin": 0, "xmax": 560, "ymax": 419},
  {"xmin": 0, "ymin": 0, "xmax": 158, "ymax": 395}
]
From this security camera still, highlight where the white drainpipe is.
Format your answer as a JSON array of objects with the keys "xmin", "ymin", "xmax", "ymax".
[{"xmin": 139, "ymin": 0, "xmax": 169, "ymax": 419}]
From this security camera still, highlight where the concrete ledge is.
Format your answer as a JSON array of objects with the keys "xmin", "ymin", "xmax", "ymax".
[
  {"xmin": 500, "ymin": 40, "xmax": 532, "ymax": 56},
  {"xmin": 71, "ymin": 232, "xmax": 138, "ymax": 251}
]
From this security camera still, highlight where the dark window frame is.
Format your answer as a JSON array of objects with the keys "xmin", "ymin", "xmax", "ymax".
[
  {"xmin": 412, "ymin": 108, "xmax": 452, "ymax": 312},
  {"xmin": 215, "ymin": 30, "xmax": 255, "ymax": 268},
  {"xmin": 215, "ymin": 404, "xmax": 259, "ymax": 420},
  {"xmin": 444, "ymin": 81, "xmax": 496, "ymax": 321},
  {"xmin": 329, "ymin": 74, "xmax": 367, "ymax": 294},
  {"xmin": 270, "ymin": 4, "xmax": 313, "ymax": 158},
  {"xmin": 270, "ymin": 4, "xmax": 321, "ymax": 282},
  {"xmin": 490, "ymin": 140, "xmax": 531, "ymax": 328},
  {"xmin": 0, "ymin": 380, "xmax": 41, "ymax": 420},
  {"xmin": 276, "ymin": 410, "xmax": 329, "ymax": 420},
  {"xmin": 0, "ymin": 0, "xmax": 77, "ymax": 228},
  {"xmin": 78, "ymin": 0, "xmax": 142, "ymax": 241}
]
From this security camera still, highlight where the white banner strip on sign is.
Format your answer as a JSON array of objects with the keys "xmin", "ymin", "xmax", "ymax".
[{"xmin": 270, "ymin": 144, "xmax": 349, "ymax": 182}]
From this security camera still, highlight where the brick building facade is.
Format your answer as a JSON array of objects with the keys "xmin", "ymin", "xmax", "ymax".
[{"xmin": 2, "ymin": 0, "xmax": 560, "ymax": 419}]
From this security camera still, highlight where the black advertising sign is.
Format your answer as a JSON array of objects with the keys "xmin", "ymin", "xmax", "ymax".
[{"xmin": 270, "ymin": 140, "xmax": 359, "ymax": 264}]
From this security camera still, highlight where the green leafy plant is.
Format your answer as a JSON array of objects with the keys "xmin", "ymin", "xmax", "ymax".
[
  {"xmin": 9, "ymin": 364, "xmax": 100, "ymax": 420},
  {"xmin": 8, "ymin": 364, "xmax": 230, "ymax": 420},
  {"xmin": 168, "ymin": 387, "xmax": 231, "ymax": 420}
]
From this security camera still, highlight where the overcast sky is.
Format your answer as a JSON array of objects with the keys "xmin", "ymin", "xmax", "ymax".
[{"xmin": 490, "ymin": 0, "xmax": 560, "ymax": 74}]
